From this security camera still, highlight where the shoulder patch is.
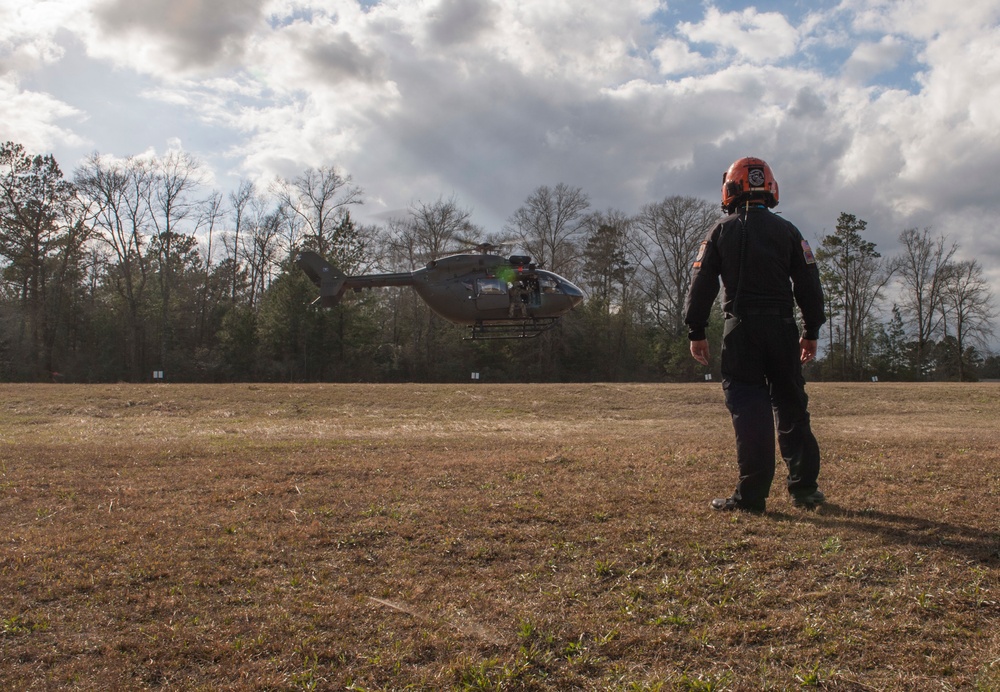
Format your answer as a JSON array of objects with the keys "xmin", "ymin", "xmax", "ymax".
[
  {"xmin": 693, "ymin": 240, "xmax": 708, "ymax": 268},
  {"xmin": 801, "ymin": 239, "xmax": 816, "ymax": 265}
]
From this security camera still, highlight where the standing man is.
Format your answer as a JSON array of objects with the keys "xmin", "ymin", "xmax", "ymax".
[{"xmin": 684, "ymin": 156, "xmax": 826, "ymax": 513}]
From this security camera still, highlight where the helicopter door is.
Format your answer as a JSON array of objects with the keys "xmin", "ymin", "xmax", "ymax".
[
  {"xmin": 475, "ymin": 278, "xmax": 510, "ymax": 311},
  {"xmin": 524, "ymin": 278, "xmax": 541, "ymax": 308}
]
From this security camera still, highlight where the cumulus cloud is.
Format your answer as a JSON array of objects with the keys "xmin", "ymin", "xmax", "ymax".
[
  {"xmin": 847, "ymin": 0, "xmax": 1000, "ymax": 40},
  {"xmin": 0, "ymin": 0, "xmax": 81, "ymax": 72},
  {"xmin": 0, "ymin": 1, "xmax": 90, "ymax": 149},
  {"xmin": 426, "ymin": 0, "xmax": 498, "ymax": 46},
  {"xmin": 850, "ymin": 18, "xmax": 1000, "ymax": 227},
  {"xmin": 788, "ymin": 86, "xmax": 827, "ymax": 119},
  {"xmin": 0, "ymin": 77, "xmax": 86, "ymax": 152},
  {"xmin": 265, "ymin": 19, "xmax": 387, "ymax": 89},
  {"xmin": 679, "ymin": 7, "xmax": 800, "ymax": 64},
  {"xmin": 841, "ymin": 35, "xmax": 910, "ymax": 84},
  {"xmin": 652, "ymin": 38, "xmax": 709, "ymax": 76},
  {"xmin": 87, "ymin": 0, "xmax": 269, "ymax": 72}
]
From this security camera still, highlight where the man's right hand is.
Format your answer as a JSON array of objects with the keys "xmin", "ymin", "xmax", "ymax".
[
  {"xmin": 690, "ymin": 339, "xmax": 710, "ymax": 366},
  {"xmin": 799, "ymin": 338, "xmax": 817, "ymax": 364}
]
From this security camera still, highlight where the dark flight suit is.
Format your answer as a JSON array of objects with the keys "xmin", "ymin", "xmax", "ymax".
[{"xmin": 684, "ymin": 205, "xmax": 825, "ymax": 511}]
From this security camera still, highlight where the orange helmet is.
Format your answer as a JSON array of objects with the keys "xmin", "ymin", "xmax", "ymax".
[{"xmin": 721, "ymin": 156, "xmax": 779, "ymax": 212}]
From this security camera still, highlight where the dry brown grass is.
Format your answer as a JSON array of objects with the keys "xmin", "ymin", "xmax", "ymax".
[{"xmin": 1, "ymin": 382, "xmax": 998, "ymax": 690}]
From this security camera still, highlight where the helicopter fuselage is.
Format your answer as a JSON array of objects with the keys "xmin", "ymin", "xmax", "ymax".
[{"xmin": 297, "ymin": 250, "xmax": 584, "ymax": 337}]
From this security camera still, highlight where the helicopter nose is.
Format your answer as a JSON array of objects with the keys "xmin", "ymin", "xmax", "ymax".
[{"xmin": 561, "ymin": 280, "xmax": 584, "ymax": 307}]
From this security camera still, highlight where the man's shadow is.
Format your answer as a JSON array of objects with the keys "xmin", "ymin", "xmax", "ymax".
[{"xmin": 771, "ymin": 503, "xmax": 1000, "ymax": 564}]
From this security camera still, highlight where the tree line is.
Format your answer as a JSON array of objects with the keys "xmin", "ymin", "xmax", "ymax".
[{"xmin": 1, "ymin": 141, "xmax": 996, "ymax": 383}]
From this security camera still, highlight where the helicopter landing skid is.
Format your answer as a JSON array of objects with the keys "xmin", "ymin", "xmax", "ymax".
[{"xmin": 466, "ymin": 318, "xmax": 559, "ymax": 340}]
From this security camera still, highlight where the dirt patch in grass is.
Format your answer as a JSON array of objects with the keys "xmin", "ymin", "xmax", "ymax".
[{"xmin": 1, "ymin": 382, "xmax": 998, "ymax": 690}]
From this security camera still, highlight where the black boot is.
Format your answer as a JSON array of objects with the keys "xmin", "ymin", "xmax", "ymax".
[
  {"xmin": 791, "ymin": 490, "xmax": 825, "ymax": 508},
  {"xmin": 711, "ymin": 496, "xmax": 765, "ymax": 513}
]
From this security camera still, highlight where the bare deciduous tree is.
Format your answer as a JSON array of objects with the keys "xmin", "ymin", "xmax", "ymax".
[
  {"xmin": 504, "ymin": 183, "xmax": 589, "ymax": 278},
  {"xmin": 226, "ymin": 179, "xmax": 256, "ymax": 302},
  {"xmin": 223, "ymin": 180, "xmax": 283, "ymax": 310},
  {"xmin": 940, "ymin": 259, "xmax": 996, "ymax": 381},
  {"xmin": 380, "ymin": 197, "xmax": 482, "ymax": 369},
  {"xmin": 147, "ymin": 151, "xmax": 203, "ymax": 369},
  {"xmin": 893, "ymin": 227, "xmax": 957, "ymax": 377},
  {"xmin": 196, "ymin": 190, "xmax": 224, "ymax": 343},
  {"xmin": 242, "ymin": 203, "xmax": 283, "ymax": 310},
  {"xmin": 75, "ymin": 153, "xmax": 155, "ymax": 379},
  {"xmin": 276, "ymin": 165, "xmax": 363, "ymax": 266},
  {"xmin": 631, "ymin": 195, "xmax": 717, "ymax": 335},
  {"xmin": 406, "ymin": 195, "xmax": 482, "ymax": 260}
]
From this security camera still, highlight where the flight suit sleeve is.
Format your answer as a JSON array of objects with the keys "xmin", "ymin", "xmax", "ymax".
[
  {"xmin": 684, "ymin": 226, "xmax": 722, "ymax": 341},
  {"xmin": 789, "ymin": 231, "xmax": 825, "ymax": 340}
]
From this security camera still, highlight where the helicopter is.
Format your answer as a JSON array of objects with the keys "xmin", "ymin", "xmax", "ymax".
[{"xmin": 296, "ymin": 243, "xmax": 585, "ymax": 339}]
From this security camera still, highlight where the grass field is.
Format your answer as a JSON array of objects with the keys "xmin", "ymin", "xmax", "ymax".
[{"xmin": 1, "ymin": 382, "xmax": 998, "ymax": 690}]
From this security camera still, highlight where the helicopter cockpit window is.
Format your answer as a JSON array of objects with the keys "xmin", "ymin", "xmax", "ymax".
[
  {"xmin": 477, "ymin": 278, "xmax": 507, "ymax": 296},
  {"xmin": 539, "ymin": 278, "xmax": 561, "ymax": 293}
]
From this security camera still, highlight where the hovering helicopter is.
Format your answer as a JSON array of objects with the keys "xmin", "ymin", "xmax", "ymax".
[{"xmin": 296, "ymin": 243, "xmax": 585, "ymax": 339}]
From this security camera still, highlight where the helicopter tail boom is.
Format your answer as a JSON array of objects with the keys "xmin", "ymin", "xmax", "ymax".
[{"xmin": 296, "ymin": 251, "xmax": 347, "ymax": 307}]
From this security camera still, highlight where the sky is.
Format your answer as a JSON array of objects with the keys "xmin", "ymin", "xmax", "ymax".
[{"xmin": 3, "ymin": 0, "xmax": 1000, "ymax": 324}]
